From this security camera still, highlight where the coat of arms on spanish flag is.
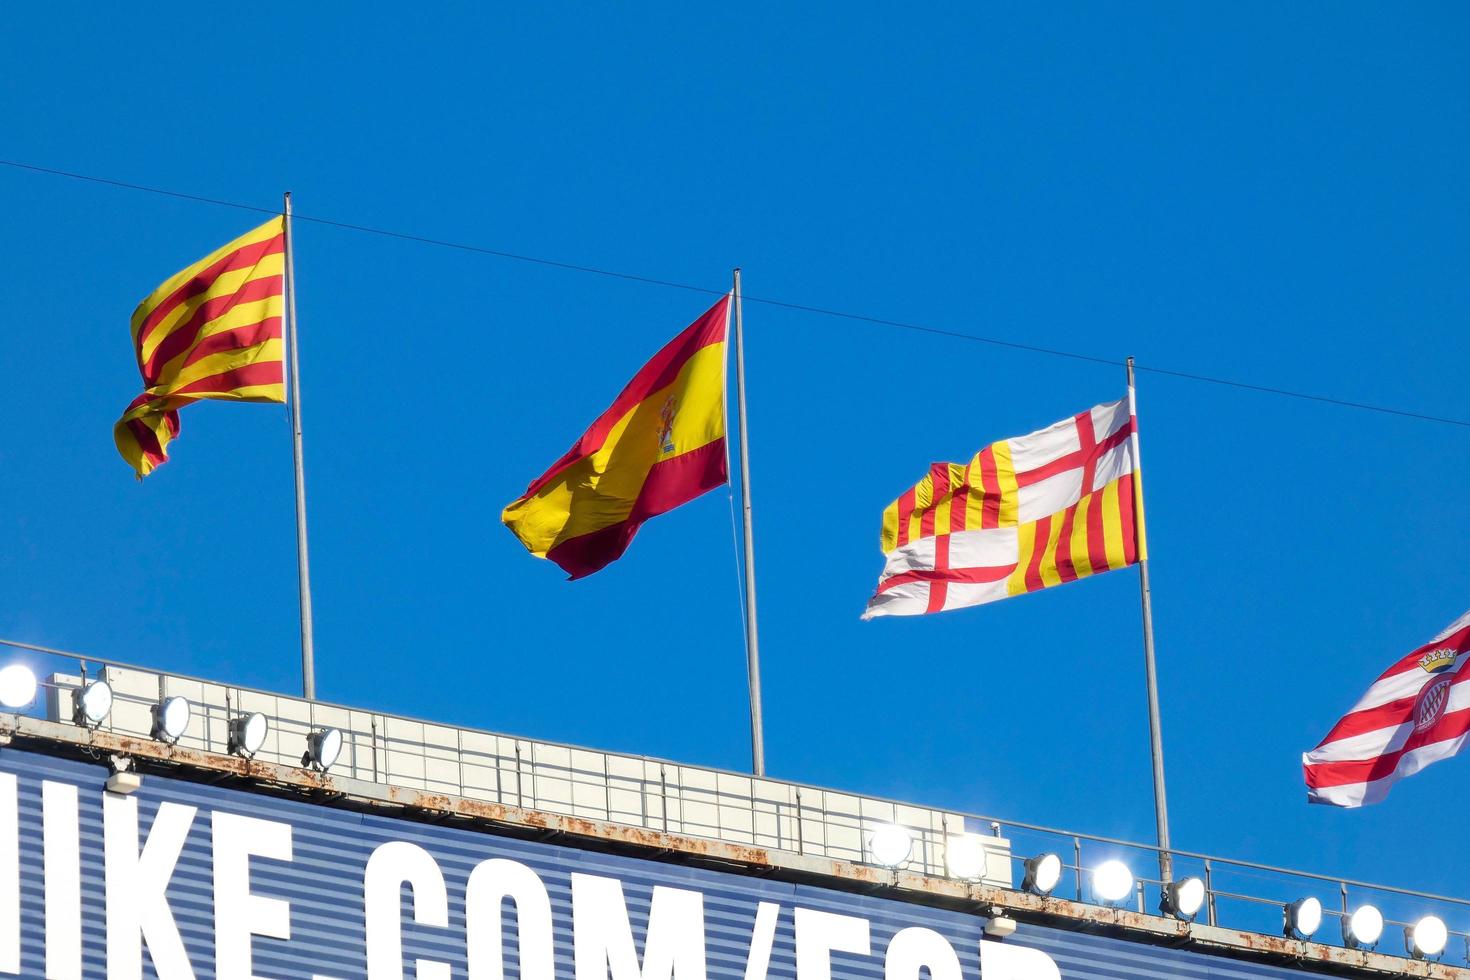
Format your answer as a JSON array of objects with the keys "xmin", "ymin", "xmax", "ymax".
[
  {"xmin": 502, "ymin": 296, "xmax": 731, "ymax": 578},
  {"xmin": 864, "ymin": 399, "xmax": 1145, "ymax": 618}
]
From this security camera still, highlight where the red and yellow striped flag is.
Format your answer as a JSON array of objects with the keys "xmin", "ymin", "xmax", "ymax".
[
  {"xmin": 502, "ymin": 296, "xmax": 731, "ymax": 578},
  {"xmin": 864, "ymin": 398, "xmax": 1145, "ymax": 618},
  {"xmin": 114, "ymin": 217, "xmax": 287, "ymax": 477}
]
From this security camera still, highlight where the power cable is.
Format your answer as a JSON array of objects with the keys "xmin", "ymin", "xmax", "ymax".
[{"xmin": 3, "ymin": 157, "xmax": 1466, "ymax": 429}]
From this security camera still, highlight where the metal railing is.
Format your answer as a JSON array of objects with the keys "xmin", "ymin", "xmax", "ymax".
[{"xmin": 6, "ymin": 638, "xmax": 1470, "ymax": 966}]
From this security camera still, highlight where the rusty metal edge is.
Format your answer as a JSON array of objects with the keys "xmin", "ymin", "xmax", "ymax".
[{"xmin": 3, "ymin": 714, "xmax": 1463, "ymax": 979}]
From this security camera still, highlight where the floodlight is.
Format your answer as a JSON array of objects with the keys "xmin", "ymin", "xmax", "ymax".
[
  {"xmin": 304, "ymin": 728, "xmax": 343, "ymax": 771},
  {"xmin": 868, "ymin": 825, "xmax": 913, "ymax": 867},
  {"xmin": 151, "ymin": 696, "xmax": 191, "ymax": 743},
  {"xmin": 0, "ymin": 666, "xmax": 37, "ymax": 709},
  {"xmin": 1161, "ymin": 876, "xmax": 1206, "ymax": 921},
  {"xmin": 1407, "ymin": 915, "xmax": 1448, "ymax": 960},
  {"xmin": 1023, "ymin": 853, "xmax": 1064, "ymax": 896},
  {"xmin": 74, "ymin": 680, "xmax": 113, "ymax": 727},
  {"xmin": 1342, "ymin": 904, "xmax": 1384, "ymax": 949},
  {"xmin": 1283, "ymin": 896, "xmax": 1323, "ymax": 939},
  {"xmin": 228, "ymin": 712, "xmax": 268, "ymax": 758},
  {"xmin": 1091, "ymin": 860, "xmax": 1134, "ymax": 904},
  {"xmin": 945, "ymin": 834, "xmax": 987, "ymax": 879}
]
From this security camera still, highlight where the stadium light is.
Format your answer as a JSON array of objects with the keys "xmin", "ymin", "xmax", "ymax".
[
  {"xmin": 1283, "ymin": 896, "xmax": 1322, "ymax": 939},
  {"xmin": 1161, "ymin": 876, "xmax": 1207, "ymax": 921},
  {"xmin": 0, "ymin": 665, "xmax": 37, "ymax": 710},
  {"xmin": 151, "ymin": 696, "xmax": 191, "ymax": 744},
  {"xmin": 74, "ymin": 680, "xmax": 113, "ymax": 727},
  {"xmin": 304, "ymin": 728, "xmax": 343, "ymax": 771},
  {"xmin": 1023, "ymin": 853, "xmax": 1064, "ymax": 896},
  {"xmin": 1407, "ymin": 915, "xmax": 1448, "ymax": 960},
  {"xmin": 228, "ymin": 712, "xmax": 268, "ymax": 758},
  {"xmin": 1342, "ymin": 904, "xmax": 1384, "ymax": 949},
  {"xmin": 868, "ymin": 825, "xmax": 913, "ymax": 867},
  {"xmin": 945, "ymin": 834, "xmax": 987, "ymax": 879},
  {"xmin": 1091, "ymin": 860, "xmax": 1134, "ymax": 904}
]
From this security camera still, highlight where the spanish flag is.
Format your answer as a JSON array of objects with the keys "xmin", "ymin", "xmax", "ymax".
[
  {"xmin": 114, "ymin": 217, "xmax": 287, "ymax": 477},
  {"xmin": 503, "ymin": 296, "xmax": 731, "ymax": 578}
]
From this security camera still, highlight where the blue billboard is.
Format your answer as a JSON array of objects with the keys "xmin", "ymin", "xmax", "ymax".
[{"xmin": 0, "ymin": 749, "xmax": 1337, "ymax": 979}]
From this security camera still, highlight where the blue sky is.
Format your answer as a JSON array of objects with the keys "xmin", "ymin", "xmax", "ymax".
[{"xmin": 3, "ymin": 2, "xmax": 1468, "ymax": 912}]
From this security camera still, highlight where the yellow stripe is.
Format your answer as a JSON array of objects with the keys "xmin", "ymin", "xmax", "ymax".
[
  {"xmin": 907, "ymin": 474, "xmax": 933, "ymax": 544},
  {"xmin": 1037, "ymin": 511, "xmax": 1065, "ymax": 588},
  {"xmin": 880, "ymin": 501, "xmax": 900, "ymax": 553},
  {"xmin": 138, "ymin": 253, "xmax": 284, "ymax": 364},
  {"xmin": 963, "ymin": 456, "xmax": 987, "ymax": 530},
  {"xmin": 1007, "ymin": 521, "xmax": 1037, "ymax": 596},
  {"xmin": 993, "ymin": 440, "xmax": 1019, "ymax": 526},
  {"xmin": 1101, "ymin": 478, "xmax": 1127, "ymax": 570},
  {"xmin": 131, "ymin": 217, "xmax": 284, "ymax": 344},
  {"xmin": 1070, "ymin": 494, "xmax": 1095, "ymax": 580},
  {"xmin": 144, "ymin": 338, "xmax": 284, "ymax": 396},
  {"xmin": 152, "ymin": 297, "xmax": 284, "ymax": 380}
]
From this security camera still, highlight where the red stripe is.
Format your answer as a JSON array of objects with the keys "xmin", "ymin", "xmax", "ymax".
[
  {"xmin": 170, "ymin": 360, "xmax": 283, "ymax": 398},
  {"xmin": 1075, "ymin": 411, "xmax": 1097, "ymax": 497},
  {"xmin": 1024, "ymin": 516, "xmax": 1050, "ymax": 592},
  {"xmin": 178, "ymin": 317, "xmax": 283, "ymax": 371},
  {"xmin": 1014, "ymin": 420, "xmax": 1134, "ymax": 488},
  {"xmin": 143, "ymin": 275, "xmax": 283, "ymax": 382},
  {"xmin": 1317, "ymin": 694, "xmax": 1420, "ymax": 746},
  {"xmin": 1117, "ymin": 473, "xmax": 1138, "ymax": 564},
  {"xmin": 519, "ymin": 296, "xmax": 729, "ymax": 500},
  {"xmin": 878, "ymin": 562, "xmax": 1017, "ymax": 594},
  {"xmin": 544, "ymin": 438, "xmax": 728, "ymax": 579},
  {"xmin": 926, "ymin": 534, "xmax": 951, "ymax": 613},
  {"xmin": 125, "ymin": 417, "xmax": 168, "ymax": 466},
  {"xmin": 895, "ymin": 486, "xmax": 917, "ymax": 548},
  {"xmin": 920, "ymin": 464, "xmax": 947, "ymax": 539},
  {"xmin": 1306, "ymin": 699, "xmax": 1470, "ymax": 789},
  {"xmin": 136, "ymin": 234, "xmax": 284, "ymax": 353},
  {"xmin": 949, "ymin": 465, "xmax": 968, "ymax": 534},
  {"xmin": 1085, "ymin": 488, "xmax": 1109, "ymax": 572},
  {"xmin": 977, "ymin": 446, "xmax": 1000, "ymax": 529},
  {"xmin": 1054, "ymin": 504, "xmax": 1079, "ymax": 583}
]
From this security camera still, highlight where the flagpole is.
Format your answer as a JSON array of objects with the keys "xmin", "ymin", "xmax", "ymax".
[
  {"xmin": 1127, "ymin": 356, "xmax": 1171, "ymax": 885},
  {"xmin": 733, "ymin": 269, "xmax": 766, "ymax": 776},
  {"xmin": 283, "ymin": 192, "xmax": 317, "ymax": 700}
]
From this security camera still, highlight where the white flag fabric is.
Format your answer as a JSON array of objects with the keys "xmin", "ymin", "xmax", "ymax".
[{"xmin": 1303, "ymin": 609, "xmax": 1470, "ymax": 806}]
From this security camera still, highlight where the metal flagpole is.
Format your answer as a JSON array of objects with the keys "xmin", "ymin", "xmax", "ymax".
[
  {"xmin": 733, "ymin": 269, "xmax": 766, "ymax": 776},
  {"xmin": 283, "ymin": 192, "xmax": 317, "ymax": 700},
  {"xmin": 1127, "ymin": 356, "xmax": 1171, "ymax": 884}
]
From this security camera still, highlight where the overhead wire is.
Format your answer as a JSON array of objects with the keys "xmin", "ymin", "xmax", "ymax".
[{"xmin": 3, "ymin": 157, "xmax": 1465, "ymax": 430}]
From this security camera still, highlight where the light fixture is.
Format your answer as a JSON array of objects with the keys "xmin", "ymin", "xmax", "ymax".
[
  {"xmin": 868, "ymin": 825, "xmax": 913, "ymax": 867},
  {"xmin": 0, "ymin": 665, "xmax": 37, "ymax": 710},
  {"xmin": 228, "ymin": 712, "xmax": 268, "ymax": 758},
  {"xmin": 1283, "ymin": 896, "xmax": 1323, "ymax": 939},
  {"xmin": 1407, "ymin": 915, "xmax": 1448, "ymax": 960},
  {"xmin": 151, "ymin": 696, "xmax": 191, "ymax": 744},
  {"xmin": 303, "ymin": 727, "xmax": 343, "ymax": 771},
  {"xmin": 945, "ymin": 834, "xmax": 987, "ymax": 879},
  {"xmin": 1342, "ymin": 904, "xmax": 1384, "ymax": 949},
  {"xmin": 74, "ymin": 680, "xmax": 113, "ymax": 727},
  {"xmin": 1023, "ymin": 853, "xmax": 1064, "ymax": 896},
  {"xmin": 1161, "ymin": 876, "xmax": 1207, "ymax": 921},
  {"xmin": 1091, "ymin": 860, "xmax": 1135, "ymax": 904}
]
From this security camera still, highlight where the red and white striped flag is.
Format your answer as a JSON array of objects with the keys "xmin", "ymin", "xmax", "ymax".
[{"xmin": 1304, "ymin": 609, "xmax": 1470, "ymax": 806}]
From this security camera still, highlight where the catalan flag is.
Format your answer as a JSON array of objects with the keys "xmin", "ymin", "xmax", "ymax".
[
  {"xmin": 502, "ymin": 296, "xmax": 731, "ymax": 578},
  {"xmin": 864, "ymin": 398, "xmax": 1144, "ymax": 618},
  {"xmin": 114, "ymin": 217, "xmax": 287, "ymax": 477}
]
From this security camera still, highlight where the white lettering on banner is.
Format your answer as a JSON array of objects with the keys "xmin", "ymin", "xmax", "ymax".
[
  {"xmin": 42, "ymin": 781, "xmax": 81, "ymax": 980},
  {"xmin": 886, "ymin": 928, "xmax": 961, "ymax": 980},
  {"xmin": 572, "ymin": 874, "xmax": 708, "ymax": 980},
  {"xmin": 977, "ymin": 940, "xmax": 1062, "ymax": 980},
  {"xmin": 741, "ymin": 902, "xmax": 781, "ymax": 980},
  {"xmin": 0, "ymin": 774, "xmax": 16, "ymax": 975},
  {"xmin": 793, "ymin": 907, "xmax": 871, "ymax": 980},
  {"xmin": 365, "ymin": 840, "xmax": 452, "ymax": 980},
  {"xmin": 103, "ymin": 795, "xmax": 199, "ymax": 980},
  {"xmin": 465, "ymin": 858, "xmax": 555, "ymax": 980},
  {"xmin": 213, "ymin": 811, "xmax": 293, "ymax": 980}
]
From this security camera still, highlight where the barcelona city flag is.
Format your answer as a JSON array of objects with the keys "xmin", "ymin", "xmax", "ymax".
[
  {"xmin": 114, "ymin": 217, "xmax": 287, "ymax": 477},
  {"xmin": 864, "ymin": 398, "xmax": 1144, "ymax": 618},
  {"xmin": 503, "ymin": 296, "xmax": 731, "ymax": 578}
]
